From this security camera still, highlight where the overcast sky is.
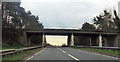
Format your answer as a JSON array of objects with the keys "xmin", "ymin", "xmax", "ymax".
[{"xmin": 21, "ymin": 0, "xmax": 120, "ymax": 29}]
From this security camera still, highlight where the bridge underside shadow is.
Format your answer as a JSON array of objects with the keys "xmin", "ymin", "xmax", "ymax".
[
  {"xmin": 23, "ymin": 32, "xmax": 76, "ymax": 46},
  {"xmin": 74, "ymin": 33, "xmax": 118, "ymax": 47}
]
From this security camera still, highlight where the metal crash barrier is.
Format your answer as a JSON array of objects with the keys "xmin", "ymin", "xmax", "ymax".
[
  {"xmin": 0, "ymin": 46, "xmax": 42, "ymax": 57},
  {"xmin": 74, "ymin": 46, "xmax": 120, "ymax": 51}
]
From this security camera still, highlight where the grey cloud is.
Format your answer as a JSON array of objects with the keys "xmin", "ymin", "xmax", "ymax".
[{"xmin": 21, "ymin": 1, "xmax": 118, "ymax": 29}]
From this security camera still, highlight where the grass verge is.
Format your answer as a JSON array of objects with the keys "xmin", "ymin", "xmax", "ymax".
[
  {"xmin": 2, "ymin": 44, "xmax": 41, "ymax": 50},
  {"xmin": 71, "ymin": 47, "xmax": 119, "ymax": 57},
  {"xmin": 2, "ymin": 46, "xmax": 26, "ymax": 50},
  {"xmin": 2, "ymin": 42, "xmax": 27, "ymax": 50},
  {"xmin": 2, "ymin": 48, "xmax": 43, "ymax": 61}
]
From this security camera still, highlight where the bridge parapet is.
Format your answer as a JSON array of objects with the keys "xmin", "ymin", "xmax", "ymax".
[{"xmin": 24, "ymin": 29, "xmax": 118, "ymax": 35}]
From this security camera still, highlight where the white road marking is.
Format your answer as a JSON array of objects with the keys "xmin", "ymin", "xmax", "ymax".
[
  {"xmin": 57, "ymin": 48, "xmax": 62, "ymax": 51},
  {"xmin": 57, "ymin": 48, "xmax": 60, "ymax": 50},
  {"xmin": 58, "ymin": 48, "xmax": 79, "ymax": 61},
  {"xmin": 67, "ymin": 54, "xmax": 79, "ymax": 61},
  {"xmin": 25, "ymin": 48, "xmax": 45, "ymax": 62},
  {"xmin": 62, "ymin": 50, "xmax": 66, "ymax": 53},
  {"xmin": 78, "ymin": 49, "xmax": 119, "ymax": 59}
]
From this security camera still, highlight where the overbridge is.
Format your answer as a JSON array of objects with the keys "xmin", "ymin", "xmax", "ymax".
[{"xmin": 20, "ymin": 29, "xmax": 119, "ymax": 47}]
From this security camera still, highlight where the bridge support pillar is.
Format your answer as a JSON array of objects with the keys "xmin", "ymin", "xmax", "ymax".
[
  {"xmin": 98, "ymin": 34, "xmax": 102, "ymax": 47},
  {"xmin": 42, "ymin": 33, "xmax": 46, "ymax": 46},
  {"xmin": 118, "ymin": 33, "xmax": 120, "ymax": 47},
  {"xmin": 20, "ymin": 32, "xmax": 27, "ymax": 46},
  {"xmin": 67, "ymin": 35, "xmax": 71, "ymax": 46},
  {"xmin": 90, "ymin": 37, "xmax": 92, "ymax": 46},
  {"xmin": 28, "ymin": 36, "xmax": 31, "ymax": 46},
  {"xmin": 27, "ymin": 35, "xmax": 31, "ymax": 46},
  {"xmin": 114, "ymin": 33, "xmax": 120, "ymax": 47},
  {"xmin": 70, "ymin": 33, "xmax": 74, "ymax": 46}
]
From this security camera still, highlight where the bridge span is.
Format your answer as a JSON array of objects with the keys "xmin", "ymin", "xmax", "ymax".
[{"xmin": 20, "ymin": 29, "xmax": 119, "ymax": 47}]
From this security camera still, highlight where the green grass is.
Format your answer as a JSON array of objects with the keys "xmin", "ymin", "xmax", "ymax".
[
  {"xmin": 2, "ymin": 48, "xmax": 43, "ymax": 60},
  {"xmin": 71, "ymin": 47, "xmax": 119, "ymax": 57},
  {"xmin": 0, "ymin": 57, "xmax": 2, "ymax": 62},
  {"xmin": 2, "ymin": 42, "xmax": 27, "ymax": 50},
  {"xmin": 2, "ymin": 41, "xmax": 42, "ymax": 50},
  {"xmin": 2, "ymin": 43, "xmax": 41, "ymax": 50}
]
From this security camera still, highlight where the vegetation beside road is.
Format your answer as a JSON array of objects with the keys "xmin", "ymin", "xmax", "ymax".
[
  {"xmin": 2, "ymin": 48, "xmax": 43, "ymax": 61},
  {"xmin": 2, "ymin": 44, "xmax": 26, "ymax": 50},
  {"xmin": 2, "ymin": 2, "xmax": 43, "ymax": 49},
  {"xmin": 2, "ymin": 41, "xmax": 42, "ymax": 50},
  {"xmin": 71, "ymin": 47, "xmax": 119, "ymax": 57}
]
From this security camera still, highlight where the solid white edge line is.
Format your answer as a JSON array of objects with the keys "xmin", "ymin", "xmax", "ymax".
[
  {"xmin": 78, "ymin": 49, "xmax": 119, "ymax": 59},
  {"xmin": 25, "ymin": 48, "xmax": 45, "ymax": 62}
]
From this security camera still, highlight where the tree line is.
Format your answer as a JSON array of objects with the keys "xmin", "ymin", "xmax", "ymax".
[
  {"xmin": 2, "ymin": 2, "xmax": 43, "ymax": 47},
  {"xmin": 2, "ymin": 2, "xmax": 43, "ymax": 29},
  {"xmin": 75, "ymin": 9, "xmax": 120, "ymax": 46},
  {"xmin": 81, "ymin": 9, "xmax": 120, "ymax": 32}
]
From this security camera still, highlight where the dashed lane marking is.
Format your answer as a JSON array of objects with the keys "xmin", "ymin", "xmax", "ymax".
[
  {"xmin": 58, "ymin": 48, "xmax": 79, "ymax": 61},
  {"xmin": 62, "ymin": 50, "xmax": 66, "ymax": 53},
  {"xmin": 67, "ymin": 54, "xmax": 79, "ymax": 61}
]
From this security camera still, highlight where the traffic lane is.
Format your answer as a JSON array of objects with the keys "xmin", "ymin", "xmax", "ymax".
[
  {"xmin": 29, "ymin": 47, "xmax": 74, "ymax": 60},
  {"xmin": 60, "ymin": 47, "xmax": 118, "ymax": 60}
]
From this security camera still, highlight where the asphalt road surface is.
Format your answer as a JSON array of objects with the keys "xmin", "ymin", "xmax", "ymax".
[{"xmin": 26, "ymin": 47, "xmax": 118, "ymax": 62}]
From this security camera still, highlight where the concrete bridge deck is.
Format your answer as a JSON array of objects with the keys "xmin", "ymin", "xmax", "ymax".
[
  {"xmin": 24, "ymin": 29, "xmax": 118, "ymax": 35},
  {"xmin": 20, "ymin": 29, "xmax": 119, "ymax": 47}
]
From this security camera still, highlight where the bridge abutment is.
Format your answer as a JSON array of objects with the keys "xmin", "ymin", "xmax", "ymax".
[{"xmin": 18, "ymin": 32, "xmax": 28, "ymax": 46}]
